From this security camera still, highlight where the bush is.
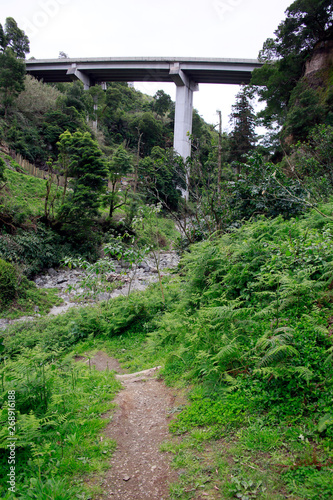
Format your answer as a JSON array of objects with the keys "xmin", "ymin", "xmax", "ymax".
[
  {"xmin": 0, "ymin": 224, "xmax": 64, "ymax": 277},
  {"xmin": 0, "ymin": 258, "xmax": 18, "ymax": 305}
]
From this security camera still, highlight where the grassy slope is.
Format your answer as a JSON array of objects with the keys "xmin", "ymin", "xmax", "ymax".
[
  {"xmin": 1, "ymin": 156, "xmax": 63, "ymax": 220},
  {"xmin": 0, "ymin": 161, "xmax": 64, "ymax": 317}
]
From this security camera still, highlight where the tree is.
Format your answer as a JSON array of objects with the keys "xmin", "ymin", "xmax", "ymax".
[
  {"xmin": 229, "ymin": 86, "xmax": 256, "ymax": 171},
  {"xmin": 102, "ymin": 145, "xmax": 133, "ymax": 219},
  {"xmin": 0, "ymin": 17, "xmax": 29, "ymax": 58},
  {"xmin": 56, "ymin": 130, "xmax": 73, "ymax": 203},
  {"xmin": 0, "ymin": 53, "xmax": 26, "ymax": 118},
  {"xmin": 130, "ymin": 112, "xmax": 163, "ymax": 155},
  {"xmin": 251, "ymin": 0, "xmax": 333, "ymax": 133},
  {"xmin": 0, "ymin": 18, "xmax": 29, "ymax": 118},
  {"xmin": 16, "ymin": 75, "xmax": 61, "ymax": 120},
  {"xmin": 57, "ymin": 131, "xmax": 108, "ymax": 244},
  {"xmin": 138, "ymin": 146, "xmax": 185, "ymax": 211},
  {"xmin": 153, "ymin": 90, "xmax": 173, "ymax": 116}
]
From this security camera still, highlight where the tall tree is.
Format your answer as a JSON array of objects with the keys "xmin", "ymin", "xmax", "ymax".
[
  {"xmin": 153, "ymin": 90, "xmax": 173, "ymax": 117},
  {"xmin": 0, "ymin": 17, "xmax": 29, "ymax": 118},
  {"xmin": 102, "ymin": 145, "xmax": 133, "ymax": 218},
  {"xmin": 229, "ymin": 86, "xmax": 256, "ymax": 171},
  {"xmin": 57, "ymin": 131, "xmax": 108, "ymax": 242},
  {"xmin": 0, "ymin": 17, "xmax": 29, "ymax": 58}
]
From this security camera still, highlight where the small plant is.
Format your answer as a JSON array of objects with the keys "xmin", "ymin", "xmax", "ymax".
[
  {"xmin": 63, "ymin": 255, "xmax": 116, "ymax": 301},
  {"xmin": 132, "ymin": 203, "xmax": 166, "ymax": 302},
  {"xmin": 104, "ymin": 234, "xmax": 150, "ymax": 296},
  {"xmin": 228, "ymin": 476, "xmax": 266, "ymax": 499}
]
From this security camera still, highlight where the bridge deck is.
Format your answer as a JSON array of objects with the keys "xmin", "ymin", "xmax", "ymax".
[{"xmin": 25, "ymin": 57, "xmax": 261, "ymax": 85}]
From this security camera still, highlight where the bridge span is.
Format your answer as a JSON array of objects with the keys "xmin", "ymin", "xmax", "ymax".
[{"xmin": 26, "ymin": 57, "xmax": 261, "ymax": 162}]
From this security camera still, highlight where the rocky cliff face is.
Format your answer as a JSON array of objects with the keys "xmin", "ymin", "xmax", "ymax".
[
  {"xmin": 283, "ymin": 39, "xmax": 333, "ymax": 145},
  {"xmin": 305, "ymin": 40, "xmax": 333, "ymax": 76}
]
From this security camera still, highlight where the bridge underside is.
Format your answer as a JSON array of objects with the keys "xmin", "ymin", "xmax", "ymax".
[{"xmin": 26, "ymin": 57, "xmax": 261, "ymax": 197}]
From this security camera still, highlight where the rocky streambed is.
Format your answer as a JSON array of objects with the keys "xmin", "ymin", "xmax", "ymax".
[{"xmin": 0, "ymin": 251, "xmax": 180, "ymax": 328}]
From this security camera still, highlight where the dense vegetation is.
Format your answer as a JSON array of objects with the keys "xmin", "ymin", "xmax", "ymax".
[
  {"xmin": 1, "ymin": 203, "xmax": 333, "ymax": 498},
  {"xmin": 1, "ymin": 0, "xmax": 333, "ymax": 498}
]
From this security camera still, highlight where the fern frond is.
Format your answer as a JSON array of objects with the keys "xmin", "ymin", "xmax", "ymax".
[
  {"xmin": 255, "ymin": 330, "xmax": 294, "ymax": 352},
  {"xmin": 324, "ymin": 346, "xmax": 333, "ymax": 365},
  {"xmin": 292, "ymin": 366, "xmax": 313, "ymax": 382},
  {"xmin": 254, "ymin": 364, "xmax": 311, "ymax": 381},
  {"xmin": 258, "ymin": 344, "xmax": 299, "ymax": 367},
  {"xmin": 214, "ymin": 342, "xmax": 240, "ymax": 363}
]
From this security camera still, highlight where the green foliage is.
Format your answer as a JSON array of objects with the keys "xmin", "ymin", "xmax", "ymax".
[
  {"xmin": 56, "ymin": 130, "xmax": 107, "ymax": 247},
  {"xmin": 0, "ymin": 17, "xmax": 29, "ymax": 58},
  {"xmin": 153, "ymin": 89, "xmax": 173, "ymax": 116},
  {"xmin": 102, "ymin": 145, "xmax": 133, "ymax": 218},
  {"xmin": 286, "ymin": 124, "xmax": 333, "ymax": 198},
  {"xmin": 252, "ymin": 0, "xmax": 333, "ymax": 139},
  {"xmin": 284, "ymin": 81, "xmax": 327, "ymax": 140},
  {"xmin": 0, "ymin": 157, "xmax": 6, "ymax": 184},
  {"xmin": 16, "ymin": 75, "xmax": 61, "ymax": 120},
  {"xmin": 229, "ymin": 153, "xmax": 307, "ymax": 220},
  {"xmin": 0, "ymin": 224, "xmax": 64, "ymax": 277},
  {"xmin": 229, "ymin": 86, "xmax": 257, "ymax": 167},
  {"xmin": 0, "ymin": 257, "xmax": 18, "ymax": 304},
  {"xmin": 0, "ymin": 256, "xmax": 61, "ymax": 317},
  {"xmin": 63, "ymin": 255, "xmax": 116, "ymax": 300},
  {"xmin": 0, "ymin": 345, "xmax": 121, "ymax": 498},
  {"xmin": 0, "ymin": 50, "xmax": 26, "ymax": 118},
  {"xmin": 138, "ymin": 147, "xmax": 185, "ymax": 211},
  {"xmin": 169, "ymin": 393, "xmax": 249, "ymax": 434},
  {"xmin": 143, "ymin": 204, "xmax": 333, "ymax": 447},
  {"xmin": 1, "ymin": 203, "xmax": 333, "ymax": 499},
  {"xmin": 284, "ymin": 466, "xmax": 333, "ymax": 499},
  {"xmin": 0, "ymin": 17, "xmax": 29, "ymax": 118}
]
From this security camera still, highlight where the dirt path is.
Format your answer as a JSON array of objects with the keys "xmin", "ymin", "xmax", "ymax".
[{"xmin": 80, "ymin": 352, "xmax": 183, "ymax": 500}]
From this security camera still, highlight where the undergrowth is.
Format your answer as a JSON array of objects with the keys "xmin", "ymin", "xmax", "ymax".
[{"xmin": 1, "ymin": 202, "xmax": 333, "ymax": 498}]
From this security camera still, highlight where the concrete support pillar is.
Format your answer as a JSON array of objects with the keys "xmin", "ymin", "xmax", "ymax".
[
  {"xmin": 174, "ymin": 84, "xmax": 194, "ymax": 159},
  {"xmin": 66, "ymin": 66, "xmax": 91, "ymax": 90},
  {"xmin": 170, "ymin": 63, "xmax": 198, "ymax": 198}
]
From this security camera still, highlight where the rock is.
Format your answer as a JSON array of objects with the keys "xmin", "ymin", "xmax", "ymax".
[
  {"xmin": 120, "ymin": 261, "xmax": 130, "ymax": 269},
  {"xmin": 123, "ymin": 475, "xmax": 131, "ymax": 481},
  {"xmin": 106, "ymin": 272, "xmax": 119, "ymax": 283},
  {"xmin": 56, "ymin": 278, "xmax": 68, "ymax": 284},
  {"xmin": 1, "ymin": 251, "xmax": 181, "ymax": 330},
  {"xmin": 97, "ymin": 293, "xmax": 110, "ymax": 301}
]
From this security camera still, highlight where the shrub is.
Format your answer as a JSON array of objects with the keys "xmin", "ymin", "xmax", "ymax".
[
  {"xmin": 0, "ymin": 258, "xmax": 18, "ymax": 305},
  {"xmin": 0, "ymin": 225, "xmax": 64, "ymax": 277}
]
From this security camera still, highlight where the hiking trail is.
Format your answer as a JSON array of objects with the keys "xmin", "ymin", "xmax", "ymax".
[{"xmin": 77, "ymin": 351, "xmax": 185, "ymax": 500}]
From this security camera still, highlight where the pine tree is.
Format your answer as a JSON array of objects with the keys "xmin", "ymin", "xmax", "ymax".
[
  {"xmin": 57, "ymin": 131, "xmax": 108, "ymax": 244},
  {"xmin": 229, "ymin": 86, "xmax": 256, "ymax": 172}
]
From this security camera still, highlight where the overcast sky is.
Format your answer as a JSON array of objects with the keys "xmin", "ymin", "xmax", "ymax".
[{"xmin": 3, "ymin": 0, "xmax": 292, "ymax": 129}]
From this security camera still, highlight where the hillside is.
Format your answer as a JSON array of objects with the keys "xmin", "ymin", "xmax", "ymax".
[{"xmin": 1, "ymin": 203, "xmax": 333, "ymax": 498}]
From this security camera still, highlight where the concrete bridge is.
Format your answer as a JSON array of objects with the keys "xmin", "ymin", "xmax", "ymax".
[{"xmin": 26, "ymin": 57, "xmax": 261, "ymax": 160}]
